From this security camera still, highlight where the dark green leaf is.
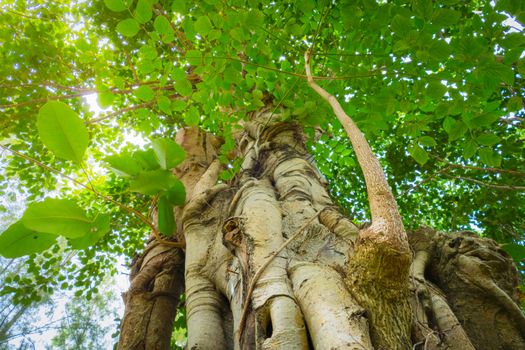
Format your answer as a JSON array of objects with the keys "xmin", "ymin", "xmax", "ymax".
[
  {"xmin": 507, "ymin": 96, "xmax": 523, "ymax": 112},
  {"xmin": 165, "ymin": 180, "xmax": 186, "ymax": 206},
  {"xmin": 418, "ymin": 136, "xmax": 437, "ymax": 147},
  {"xmin": 37, "ymin": 101, "xmax": 89, "ymax": 163},
  {"xmin": 475, "ymin": 134, "xmax": 501, "ymax": 146},
  {"xmin": 431, "ymin": 9, "xmax": 460, "ymax": 26},
  {"xmin": 157, "ymin": 195, "xmax": 176, "ymax": 235},
  {"xmin": 501, "ymin": 243, "xmax": 525, "ymax": 263},
  {"xmin": 462, "ymin": 139, "xmax": 478, "ymax": 159}
]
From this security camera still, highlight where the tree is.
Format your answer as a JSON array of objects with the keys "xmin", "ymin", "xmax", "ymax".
[{"xmin": 1, "ymin": 0, "xmax": 524, "ymax": 349}]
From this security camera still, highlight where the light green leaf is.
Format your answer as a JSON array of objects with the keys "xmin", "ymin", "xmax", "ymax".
[
  {"xmin": 0, "ymin": 222, "xmax": 56, "ymax": 258},
  {"xmin": 172, "ymin": 0, "xmax": 187, "ymax": 14},
  {"xmin": 174, "ymin": 78, "xmax": 193, "ymax": 96},
  {"xmin": 475, "ymin": 134, "xmax": 501, "ymax": 146},
  {"xmin": 116, "ymin": 18, "xmax": 140, "ymax": 37},
  {"xmin": 21, "ymin": 199, "xmax": 94, "ymax": 238},
  {"xmin": 478, "ymin": 148, "xmax": 502, "ymax": 167},
  {"xmin": 195, "ymin": 15, "xmax": 213, "ymax": 36},
  {"xmin": 105, "ymin": 153, "xmax": 142, "ymax": 177},
  {"xmin": 134, "ymin": 85, "xmax": 155, "ymax": 101},
  {"xmin": 135, "ymin": 0, "xmax": 153, "ymax": 24},
  {"xmin": 97, "ymin": 92, "xmax": 115, "ymax": 108},
  {"xmin": 157, "ymin": 195, "xmax": 176, "ymax": 235},
  {"xmin": 68, "ymin": 214, "xmax": 111, "ymax": 249},
  {"xmin": 151, "ymin": 138, "xmax": 186, "ymax": 169},
  {"xmin": 165, "ymin": 180, "xmax": 186, "ymax": 206},
  {"xmin": 157, "ymin": 95, "xmax": 172, "ymax": 114},
  {"xmin": 418, "ymin": 136, "xmax": 437, "ymax": 147},
  {"xmin": 186, "ymin": 50, "xmax": 202, "ymax": 65},
  {"xmin": 408, "ymin": 143, "xmax": 429, "ymax": 165},
  {"xmin": 184, "ymin": 106, "xmax": 200, "ymax": 126},
  {"xmin": 129, "ymin": 169, "xmax": 179, "ymax": 195},
  {"xmin": 154, "ymin": 15, "xmax": 173, "ymax": 35},
  {"xmin": 104, "ymin": 0, "xmax": 131, "ymax": 12},
  {"xmin": 37, "ymin": 101, "xmax": 89, "ymax": 163},
  {"xmin": 134, "ymin": 149, "xmax": 161, "ymax": 170}
]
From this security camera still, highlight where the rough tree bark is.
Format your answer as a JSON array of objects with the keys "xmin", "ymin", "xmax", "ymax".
[{"xmin": 119, "ymin": 109, "xmax": 525, "ymax": 350}]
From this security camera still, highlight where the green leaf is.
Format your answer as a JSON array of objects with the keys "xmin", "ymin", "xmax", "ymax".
[
  {"xmin": 157, "ymin": 95, "xmax": 172, "ymax": 114},
  {"xmin": 134, "ymin": 85, "xmax": 155, "ymax": 101},
  {"xmin": 116, "ymin": 18, "xmax": 140, "ymax": 37},
  {"xmin": 134, "ymin": 0, "xmax": 153, "ymax": 24},
  {"xmin": 105, "ymin": 153, "xmax": 142, "ymax": 177},
  {"xmin": 186, "ymin": 50, "xmax": 202, "ymax": 65},
  {"xmin": 501, "ymin": 243, "xmax": 525, "ymax": 263},
  {"xmin": 462, "ymin": 139, "xmax": 478, "ymax": 159},
  {"xmin": 151, "ymin": 138, "xmax": 186, "ymax": 169},
  {"xmin": 134, "ymin": 149, "xmax": 161, "ymax": 170},
  {"xmin": 195, "ymin": 16, "xmax": 213, "ymax": 36},
  {"xmin": 408, "ymin": 143, "xmax": 429, "ymax": 165},
  {"xmin": 104, "ymin": 0, "xmax": 131, "ymax": 12},
  {"xmin": 97, "ymin": 92, "xmax": 115, "ymax": 108},
  {"xmin": 478, "ymin": 148, "xmax": 502, "ymax": 167},
  {"xmin": 0, "ymin": 222, "xmax": 56, "ymax": 258},
  {"xmin": 507, "ymin": 96, "xmax": 523, "ymax": 112},
  {"xmin": 390, "ymin": 14, "xmax": 412, "ymax": 36},
  {"xmin": 157, "ymin": 195, "xmax": 176, "ymax": 235},
  {"xmin": 412, "ymin": 0, "xmax": 433, "ymax": 20},
  {"xmin": 418, "ymin": 136, "xmax": 437, "ymax": 147},
  {"xmin": 37, "ymin": 101, "xmax": 89, "ymax": 163},
  {"xmin": 475, "ymin": 134, "xmax": 501, "ymax": 146},
  {"xmin": 431, "ymin": 9, "xmax": 460, "ymax": 26},
  {"xmin": 172, "ymin": 0, "xmax": 187, "ymax": 14},
  {"xmin": 21, "ymin": 199, "xmax": 94, "ymax": 238},
  {"xmin": 165, "ymin": 180, "xmax": 186, "ymax": 206},
  {"xmin": 174, "ymin": 78, "xmax": 193, "ymax": 96},
  {"xmin": 129, "ymin": 169, "xmax": 179, "ymax": 195},
  {"xmin": 68, "ymin": 214, "xmax": 111, "ymax": 249},
  {"xmin": 154, "ymin": 15, "xmax": 173, "ymax": 35},
  {"xmin": 184, "ymin": 106, "xmax": 200, "ymax": 126}
]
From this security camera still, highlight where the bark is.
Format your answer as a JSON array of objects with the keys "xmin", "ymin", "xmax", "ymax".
[{"xmin": 119, "ymin": 110, "xmax": 525, "ymax": 350}]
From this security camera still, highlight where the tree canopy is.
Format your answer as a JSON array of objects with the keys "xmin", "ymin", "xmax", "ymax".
[{"xmin": 0, "ymin": 0, "xmax": 524, "ymax": 310}]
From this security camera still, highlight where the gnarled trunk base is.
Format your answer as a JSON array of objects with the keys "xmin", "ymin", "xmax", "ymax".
[{"xmin": 120, "ymin": 113, "xmax": 525, "ymax": 350}]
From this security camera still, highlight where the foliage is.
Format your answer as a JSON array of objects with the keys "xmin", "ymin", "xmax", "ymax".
[{"xmin": 0, "ymin": 0, "xmax": 524, "ymax": 316}]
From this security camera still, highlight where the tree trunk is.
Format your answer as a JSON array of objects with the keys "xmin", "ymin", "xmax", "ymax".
[{"xmin": 120, "ymin": 109, "xmax": 525, "ymax": 350}]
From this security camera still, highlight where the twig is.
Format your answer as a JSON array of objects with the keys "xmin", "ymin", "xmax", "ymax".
[
  {"xmin": 236, "ymin": 211, "xmax": 321, "ymax": 342},
  {"xmin": 443, "ymin": 174, "xmax": 525, "ymax": 191},
  {"xmin": 0, "ymin": 145, "xmax": 184, "ymax": 248},
  {"xmin": 435, "ymin": 157, "xmax": 525, "ymax": 176}
]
